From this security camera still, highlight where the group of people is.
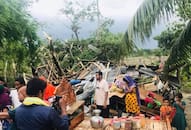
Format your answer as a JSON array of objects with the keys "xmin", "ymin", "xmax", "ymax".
[
  {"xmin": 160, "ymin": 93, "xmax": 187, "ymax": 130},
  {"xmin": 94, "ymin": 71, "xmax": 141, "ymax": 118},
  {"xmin": 0, "ymin": 76, "xmax": 69, "ymax": 130},
  {"xmin": 0, "ymin": 71, "xmax": 188, "ymax": 130},
  {"xmin": 94, "ymin": 71, "xmax": 187, "ymax": 130}
]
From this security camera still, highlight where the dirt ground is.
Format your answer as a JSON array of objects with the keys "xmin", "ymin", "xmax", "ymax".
[{"xmin": 182, "ymin": 92, "xmax": 191, "ymax": 130}]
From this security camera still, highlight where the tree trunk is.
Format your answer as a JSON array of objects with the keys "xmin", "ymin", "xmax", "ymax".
[
  {"xmin": 74, "ymin": 31, "xmax": 79, "ymax": 42},
  {"xmin": 4, "ymin": 61, "xmax": 7, "ymax": 82},
  {"xmin": 96, "ymin": 0, "xmax": 100, "ymax": 43}
]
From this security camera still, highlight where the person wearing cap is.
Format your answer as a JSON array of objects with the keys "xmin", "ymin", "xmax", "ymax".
[{"xmin": 94, "ymin": 71, "xmax": 110, "ymax": 118}]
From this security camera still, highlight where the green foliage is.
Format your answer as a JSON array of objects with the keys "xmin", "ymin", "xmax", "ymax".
[
  {"xmin": 0, "ymin": 0, "xmax": 34, "ymax": 43},
  {"xmin": 60, "ymin": 0, "xmax": 98, "ymax": 41},
  {"xmin": 0, "ymin": 0, "xmax": 39, "ymax": 80},
  {"xmin": 181, "ymin": 65, "xmax": 191, "ymax": 88},
  {"xmin": 126, "ymin": 0, "xmax": 175, "ymax": 42},
  {"xmin": 131, "ymin": 48, "xmax": 165, "ymax": 57},
  {"xmin": 164, "ymin": 20, "xmax": 191, "ymax": 72},
  {"xmin": 96, "ymin": 33, "xmax": 128, "ymax": 62},
  {"xmin": 125, "ymin": 0, "xmax": 191, "ymax": 74},
  {"xmin": 176, "ymin": 0, "xmax": 191, "ymax": 21},
  {"xmin": 56, "ymin": 0, "xmax": 130, "ymax": 68},
  {"xmin": 154, "ymin": 22, "xmax": 185, "ymax": 54},
  {"xmin": 39, "ymin": 32, "xmax": 128, "ymax": 72}
]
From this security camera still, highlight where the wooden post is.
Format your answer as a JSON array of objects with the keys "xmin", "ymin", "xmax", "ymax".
[{"xmin": 104, "ymin": 62, "xmax": 110, "ymax": 80}]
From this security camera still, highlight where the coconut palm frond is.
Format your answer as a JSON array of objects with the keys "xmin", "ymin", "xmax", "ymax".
[
  {"xmin": 165, "ymin": 20, "xmax": 191, "ymax": 72},
  {"xmin": 123, "ymin": 31, "xmax": 136, "ymax": 53},
  {"xmin": 127, "ymin": 0, "xmax": 177, "ymax": 40},
  {"xmin": 125, "ymin": 0, "xmax": 190, "ymax": 43}
]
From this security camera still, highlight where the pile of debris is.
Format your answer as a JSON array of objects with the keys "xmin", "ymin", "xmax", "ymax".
[{"xmin": 23, "ymin": 56, "xmax": 181, "ymax": 117}]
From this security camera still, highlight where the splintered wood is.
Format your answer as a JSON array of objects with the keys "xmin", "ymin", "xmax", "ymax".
[{"xmin": 54, "ymin": 78, "xmax": 76, "ymax": 105}]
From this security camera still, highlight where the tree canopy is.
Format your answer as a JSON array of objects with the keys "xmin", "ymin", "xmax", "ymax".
[
  {"xmin": 125, "ymin": 0, "xmax": 191, "ymax": 73},
  {"xmin": 0, "ymin": 0, "xmax": 39, "ymax": 79}
]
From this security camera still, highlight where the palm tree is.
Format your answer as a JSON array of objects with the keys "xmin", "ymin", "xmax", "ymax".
[{"xmin": 125, "ymin": 0, "xmax": 191, "ymax": 73}]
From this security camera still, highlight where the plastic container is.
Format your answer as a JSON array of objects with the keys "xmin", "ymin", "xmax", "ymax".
[{"xmin": 125, "ymin": 120, "xmax": 132, "ymax": 130}]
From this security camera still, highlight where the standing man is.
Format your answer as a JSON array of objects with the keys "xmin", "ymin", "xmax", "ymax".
[{"xmin": 94, "ymin": 71, "xmax": 109, "ymax": 118}]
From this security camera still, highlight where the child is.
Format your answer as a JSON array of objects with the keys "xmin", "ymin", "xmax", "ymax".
[
  {"xmin": 171, "ymin": 93, "xmax": 187, "ymax": 130},
  {"xmin": 160, "ymin": 97, "xmax": 175, "ymax": 122},
  {"xmin": 1, "ymin": 106, "xmax": 11, "ymax": 130}
]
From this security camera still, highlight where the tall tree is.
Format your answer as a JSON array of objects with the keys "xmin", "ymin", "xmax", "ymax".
[
  {"xmin": 154, "ymin": 22, "xmax": 185, "ymax": 55},
  {"xmin": 0, "ymin": 0, "xmax": 39, "ymax": 77},
  {"xmin": 60, "ymin": 0, "xmax": 98, "ymax": 41}
]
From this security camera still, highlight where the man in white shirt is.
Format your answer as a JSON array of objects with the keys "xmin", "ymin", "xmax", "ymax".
[
  {"xmin": 94, "ymin": 71, "xmax": 109, "ymax": 118},
  {"xmin": 10, "ymin": 77, "xmax": 27, "ymax": 108}
]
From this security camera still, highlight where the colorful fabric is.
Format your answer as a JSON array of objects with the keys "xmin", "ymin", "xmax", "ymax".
[
  {"xmin": 39, "ymin": 76, "xmax": 55, "ymax": 101},
  {"xmin": 23, "ymin": 97, "xmax": 49, "ymax": 106},
  {"xmin": 2, "ymin": 119, "xmax": 11, "ymax": 130},
  {"xmin": 0, "ymin": 93, "xmax": 11, "ymax": 108},
  {"xmin": 147, "ymin": 103, "xmax": 153, "ymax": 109},
  {"xmin": 43, "ymin": 83, "xmax": 55, "ymax": 100},
  {"xmin": 124, "ymin": 75, "xmax": 141, "ymax": 105},
  {"xmin": 124, "ymin": 75, "xmax": 135, "ymax": 87},
  {"xmin": 171, "ymin": 101, "xmax": 187, "ymax": 130},
  {"xmin": 160, "ymin": 106, "xmax": 176, "ymax": 122},
  {"xmin": 154, "ymin": 99, "xmax": 161, "ymax": 106},
  {"xmin": 115, "ymin": 75, "xmax": 141, "ymax": 105},
  {"xmin": 160, "ymin": 106, "xmax": 173, "ymax": 121},
  {"xmin": 144, "ymin": 97, "xmax": 154, "ymax": 105},
  {"xmin": 125, "ymin": 93, "xmax": 140, "ymax": 114},
  {"xmin": 148, "ymin": 92, "xmax": 155, "ymax": 98}
]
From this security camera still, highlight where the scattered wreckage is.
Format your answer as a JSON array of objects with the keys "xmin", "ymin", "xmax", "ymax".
[{"xmin": 23, "ymin": 56, "xmax": 180, "ymax": 118}]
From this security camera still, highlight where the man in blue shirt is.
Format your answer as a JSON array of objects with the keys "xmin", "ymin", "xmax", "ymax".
[{"xmin": 13, "ymin": 77, "xmax": 69, "ymax": 130}]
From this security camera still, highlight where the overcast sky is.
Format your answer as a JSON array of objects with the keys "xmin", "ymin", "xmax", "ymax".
[
  {"xmin": 30, "ymin": 0, "xmax": 144, "ymax": 19},
  {"xmin": 29, "ymin": 0, "xmax": 167, "ymax": 49}
]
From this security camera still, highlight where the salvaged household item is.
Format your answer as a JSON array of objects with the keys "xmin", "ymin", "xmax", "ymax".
[
  {"xmin": 123, "ymin": 120, "xmax": 133, "ymax": 130},
  {"xmin": 90, "ymin": 109, "xmax": 104, "ymax": 129},
  {"xmin": 112, "ymin": 117, "xmax": 121, "ymax": 130},
  {"xmin": 67, "ymin": 100, "xmax": 85, "ymax": 130},
  {"xmin": 54, "ymin": 78, "xmax": 76, "ymax": 105},
  {"xmin": 75, "ymin": 117, "xmax": 169, "ymax": 130}
]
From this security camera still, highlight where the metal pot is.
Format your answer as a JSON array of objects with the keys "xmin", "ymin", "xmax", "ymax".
[{"xmin": 90, "ymin": 109, "xmax": 104, "ymax": 129}]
